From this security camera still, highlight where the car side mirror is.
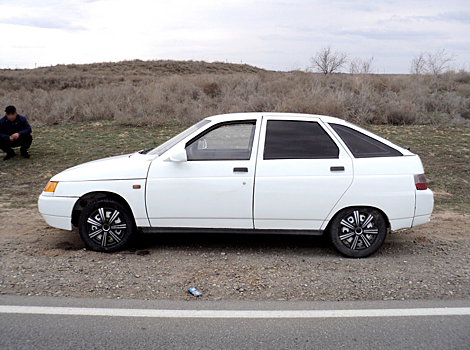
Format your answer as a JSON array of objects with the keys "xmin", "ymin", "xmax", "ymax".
[
  {"xmin": 169, "ymin": 148, "xmax": 187, "ymax": 162},
  {"xmin": 198, "ymin": 139, "xmax": 207, "ymax": 150}
]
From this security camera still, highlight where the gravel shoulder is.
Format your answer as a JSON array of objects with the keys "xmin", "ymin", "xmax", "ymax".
[{"xmin": 1, "ymin": 207, "xmax": 469, "ymax": 301}]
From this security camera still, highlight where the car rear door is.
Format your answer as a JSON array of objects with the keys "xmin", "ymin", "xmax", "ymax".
[{"xmin": 253, "ymin": 115, "xmax": 353, "ymax": 230}]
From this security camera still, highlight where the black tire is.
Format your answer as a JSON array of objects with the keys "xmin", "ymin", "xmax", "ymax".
[
  {"xmin": 329, "ymin": 207, "xmax": 387, "ymax": 258},
  {"xmin": 78, "ymin": 199, "xmax": 136, "ymax": 252}
]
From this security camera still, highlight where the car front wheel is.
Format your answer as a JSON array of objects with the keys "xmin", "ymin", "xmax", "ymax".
[
  {"xmin": 329, "ymin": 207, "xmax": 387, "ymax": 258},
  {"xmin": 78, "ymin": 199, "xmax": 135, "ymax": 252}
]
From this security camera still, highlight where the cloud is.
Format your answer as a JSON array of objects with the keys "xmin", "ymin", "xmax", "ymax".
[
  {"xmin": 377, "ymin": 15, "xmax": 413, "ymax": 25},
  {"xmin": 426, "ymin": 11, "xmax": 470, "ymax": 24},
  {"xmin": 0, "ymin": 0, "xmax": 93, "ymax": 30},
  {"xmin": 0, "ymin": 17, "xmax": 86, "ymax": 30},
  {"xmin": 334, "ymin": 28, "xmax": 443, "ymax": 41},
  {"xmin": 378, "ymin": 11, "xmax": 470, "ymax": 25},
  {"xmin": 327, "ymin": 0, "xmax": 382, "ymax": 12}
]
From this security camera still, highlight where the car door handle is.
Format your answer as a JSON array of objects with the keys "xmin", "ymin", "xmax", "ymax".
[
  {"xmin": 330, "ymin": 166, "xmax": 345, "ymax": 172},
  {"xmin": 233, "ymin": 167, "xmax": 248, "ymax": 173}
]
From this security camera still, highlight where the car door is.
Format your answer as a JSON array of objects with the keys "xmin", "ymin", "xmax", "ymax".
[
  {"xmin": 253, "ymin": 115, "xmax": 353, "ymax": 230},
  {"xmin": 146, "ymin": 118, "xmax": 260, "ymax": 229}
]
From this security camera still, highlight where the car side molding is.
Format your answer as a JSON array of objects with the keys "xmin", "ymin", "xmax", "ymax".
[{"xmin": 140, "ymin": 227, "xmax": 324, "ymax": 236}]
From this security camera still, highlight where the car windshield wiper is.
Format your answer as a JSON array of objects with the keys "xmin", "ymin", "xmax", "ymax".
[{"xmin": 138, "ymin": 148, "xmax": 154, "ymax": 154}]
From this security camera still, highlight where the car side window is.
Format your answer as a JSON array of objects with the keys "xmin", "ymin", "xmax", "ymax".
[
  {"xmin": 330, "ymin": 124, "xmax": 403, "ymax": 158},
  {"xmin": 264, "ymin": 120, "xmax": 339, "ymax": 160},
  {"xmin": 186, "ymin": 121, "xmax": 256, "ymax": 161}
]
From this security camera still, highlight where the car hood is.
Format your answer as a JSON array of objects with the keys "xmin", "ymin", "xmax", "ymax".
[{"xmin": 51, "ymin": 153, "xmax": 153, "ymax": 182}]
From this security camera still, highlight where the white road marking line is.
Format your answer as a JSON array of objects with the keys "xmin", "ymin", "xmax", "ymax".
[{"xmin": 1, "ymin": 306, "xmax": 470, "ymax": 318}]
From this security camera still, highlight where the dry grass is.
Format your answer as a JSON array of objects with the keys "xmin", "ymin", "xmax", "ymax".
[{"xmin": 1, "ymin": 60, "xmax": 469, "ymax": 127}]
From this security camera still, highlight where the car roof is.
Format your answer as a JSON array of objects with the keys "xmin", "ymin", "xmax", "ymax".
[{"xmin": 204, "ymin": 112, "xmax": 343, "ymax": 124}]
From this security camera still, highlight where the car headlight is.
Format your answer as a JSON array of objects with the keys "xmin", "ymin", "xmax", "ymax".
[{"xmin": 44, "ymin": 181, "xmax": 58, "ymax": 193}]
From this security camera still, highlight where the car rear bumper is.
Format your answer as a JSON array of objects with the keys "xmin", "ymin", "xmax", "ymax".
[
  {"xmin": 412, "ymin": 189, "xmax": 434, "ymax": 228},
  {"xmin": 38, "ymin": 194, "xmax": 77, "ymax": 231},
  {"xmin": 412, "ymin": 214, "xmax": 432, "ymax": 227}
]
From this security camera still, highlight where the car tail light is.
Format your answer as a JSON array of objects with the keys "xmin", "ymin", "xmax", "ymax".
[{"xmin": 414, "ymin": 174, "xmax": 428, "ymax": 190}]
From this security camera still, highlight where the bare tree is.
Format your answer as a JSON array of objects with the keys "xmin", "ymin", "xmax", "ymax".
[
  {"xmin": 349, "ymin": 56, "xmax": 375, "ymax": 74},
  {"xmin": 410, "ymin": 52, "xmax": 427, "ymax": 75},
  {"xmin": 410, "ymin": 49, "xmax": 457, "ymax": 75},
  {"xmin": 426, "ymin": 49, "xmax": 457, "ymax": 75},
  {"xmin": 310, "ymin": 45, "xmax": 348, "ymax": 75}
]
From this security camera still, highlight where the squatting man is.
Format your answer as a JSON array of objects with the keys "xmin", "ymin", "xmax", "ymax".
[{"xmin": 0, "ymin": 106, "xmax": 33, "ymax": 161}]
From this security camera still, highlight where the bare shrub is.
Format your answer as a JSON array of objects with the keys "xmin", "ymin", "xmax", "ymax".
[
  {"xmin": 113, "ymin": 78, "xmax": 204, "ymax": 127},
  {"xmin": 426, "ymin": 49, "xmax": 457, "ymax": 75},
  {"xmin": 349, "ymin": 56, "xmax": 375, "ymax": 74},
  {"xmin": 1, "ymin": 88, "xmax": 116, "ymax": 125},
  {"xmin": 310, "ymin": 45, "xmax": 348, "ymax": 75},
  {"xmin": 410, "ymin": 49, "xmax": 457, "ymax": 75},
  {"xmin": 410, "ymin": 53, "xmax": 427, "ymax": 75},
  {"xmin": 202, "ymin": 82, "xmax": 221, "ymax": 98},
  {"xmin": 383, "ymin": 101, "xmax": 419, "ymax": 125},
  {"xmin": 342, "ymin": 82, "xmax": 378, "ymax": 123},
  {"xmin": 455, "ymin": 70, "xmax": 470, "ymax": 84}
]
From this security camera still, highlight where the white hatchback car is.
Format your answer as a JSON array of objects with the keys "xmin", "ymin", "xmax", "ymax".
[{"xmin": 38, "ymin": 113, "xmax": 433, "ymax": 258}]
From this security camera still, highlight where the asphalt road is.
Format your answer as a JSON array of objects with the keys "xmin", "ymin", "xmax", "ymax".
[{"xmin": 1, "ymin": 295, "xmax": 469, "ymax": 349}]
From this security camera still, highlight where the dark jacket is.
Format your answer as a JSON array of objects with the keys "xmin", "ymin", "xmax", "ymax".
[{"xmin": 0, "ymin": 114, "xmax": 32, "ymax": 141}]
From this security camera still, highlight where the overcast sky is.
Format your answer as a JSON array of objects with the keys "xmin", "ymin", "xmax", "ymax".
[{"xmin": 0, "ymin": 0, "xmax": 469, "ymax": 73}]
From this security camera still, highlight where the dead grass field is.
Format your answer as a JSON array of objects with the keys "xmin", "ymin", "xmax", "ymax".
[{"xmin": 1, "ymin": 60, "xmax": 469, "ymax": 127}]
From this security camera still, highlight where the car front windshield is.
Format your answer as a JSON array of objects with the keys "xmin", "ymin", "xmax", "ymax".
[{"xmin": 148, "ymin": 119, "xmax": 211, "ymax": 156}]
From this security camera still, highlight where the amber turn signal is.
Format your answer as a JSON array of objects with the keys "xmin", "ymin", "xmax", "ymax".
[{"xmin": 44, "ymin": 181, "xmax": 58, "ymax": 193}]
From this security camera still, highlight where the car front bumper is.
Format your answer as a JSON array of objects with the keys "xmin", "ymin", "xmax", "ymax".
[{"xmin": 38, "ymin": 194, "xmax": 78, "ymax": 231}]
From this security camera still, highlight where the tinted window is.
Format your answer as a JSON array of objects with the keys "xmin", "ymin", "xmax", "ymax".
[
  {"xmin": 264, "ymin": 120, "xmax": 339, "ymax": 160},
  {"xmin": 330, "ymin": 124, "xmax": 403, "ymax": 158},
  {"xmin": 186, "ymin": 121, "xmax": 256, "ymax": 160}
]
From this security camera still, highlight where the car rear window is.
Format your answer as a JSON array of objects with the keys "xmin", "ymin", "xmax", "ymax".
[
  {"xmin": 264, "ymin": 120, "xmax": 339, "ymax": 160},
  {"xmin": 330, "ymin": 124, "xmax": 403, "ymax": 158}
]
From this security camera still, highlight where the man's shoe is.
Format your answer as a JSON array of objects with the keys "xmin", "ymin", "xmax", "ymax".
[
  {"xmin": 3, "ymin": 151, "xmax": 16, "ymax": 161},
  {"xmin": 21, "ymin": 150, "xmax": 30, "ymax": 159}
]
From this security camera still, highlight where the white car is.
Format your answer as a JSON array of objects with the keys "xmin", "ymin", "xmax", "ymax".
[{"xmin": 38, "ymin": 113, "xmax": 433, "ymax": 258}]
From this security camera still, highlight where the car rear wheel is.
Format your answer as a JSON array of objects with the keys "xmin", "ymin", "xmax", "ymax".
[
  {"xmin": 78, "ymin": 199, "xmax": 135, "ymax": 252},
  {"xmin": 329, "ymin": 207, "xmax": 387, "ymax": 258}
]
